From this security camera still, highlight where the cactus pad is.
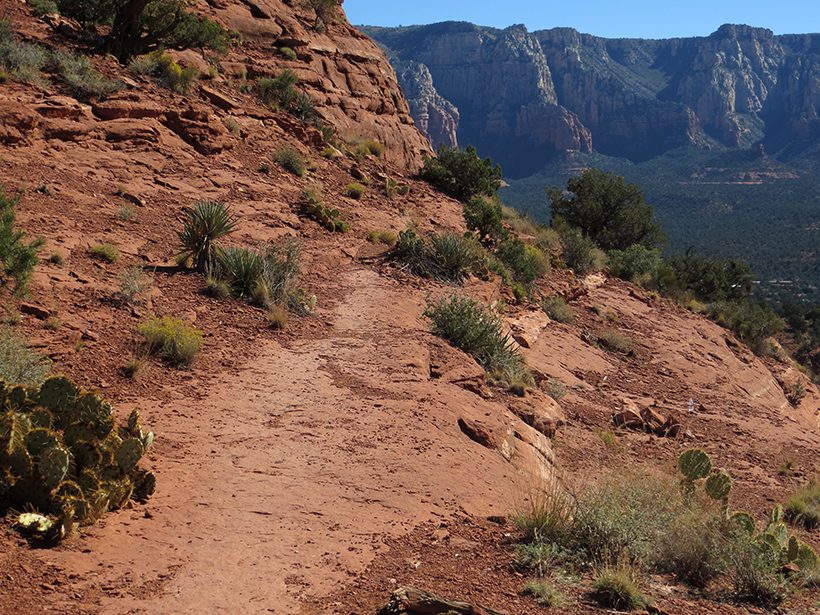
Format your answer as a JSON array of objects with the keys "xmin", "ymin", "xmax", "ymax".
[
  {"xmin": 38, "ymin": 446, "xmax": 69, "ymax": 489},
  {"xmin": 24, "ymin": 428, "xmax": 61, "ymax": 458},
  {"xmin": 704, "ymin": 471, "xmax": 733, "ymax": 501},
  {"xmin": 7, "ymin": 386, "xmax": 30, "ymax": 409},
  {"xmin": 678, "ymin": 448, "xmax": 712, "ymax": 482},
  {"xmin": 730, "ymin": 511, "xmax": 756, "ymax": 536},
  {"xmin": 116, "ymin": 438, "xmax": 144, "ymax": 473},
  {"xmin": 36, "ymin": 376, "xmax": 80, "ymax": 413},
  {"xmin": 128, "ymin": 409, "xmax": 142, "ymax": 437},
  {"xmin": 71, "ymin": 441, "xmax": 103, "ymax": 469},
  {"xmin": 63, "ymin": 423, "xmax": 96, "ymax": 447}
]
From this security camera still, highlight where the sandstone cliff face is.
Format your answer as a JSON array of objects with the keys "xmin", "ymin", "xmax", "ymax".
[
  {"xmin": 362, "ymin": 23, "xmax": 590, "ymax": 171},
  {"xmin": 396, "ymin": 62, "xmax": 459, "ymax": 149},
  {"xmin": 205, "ymin": 0, "xmax": 432, "ymax": 169},
  {"xmin": 364, "ymin": 22, "xmax": 820, "ymax": 172}
]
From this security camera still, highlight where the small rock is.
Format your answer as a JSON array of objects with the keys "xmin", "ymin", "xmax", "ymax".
[{"xmin": 20, "ymin": 303, "xmax": 51, "ymax": 319}]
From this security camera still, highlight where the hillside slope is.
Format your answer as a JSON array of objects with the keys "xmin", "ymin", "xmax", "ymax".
[{"xmin": 1, "ymin": 4, "xmax": 820, "ymax": 615}]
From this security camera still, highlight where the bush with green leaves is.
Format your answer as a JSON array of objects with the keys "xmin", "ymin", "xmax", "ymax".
[
  {"xmin": 392, "ymin": 229, "xmax": 486, "ymax": 284},
  {"xmin": 592, "ymin": 565, "xmax": 646, "ymax": 610},
  {"xmin": 785, "ymin": 480, "xmax": 820, "ymax": 530},
  {"xmin": 217, "ymin": 247, "xmax": 262, "ymax": 297},
  {"xmin": 423, "ymin": 293, "xmax": 531, "ymax": 387},
  {"xmin": 547, "ymin": 168, "xmax": 667, "ymax": 252},
  {"xmin": 559, "ymin": 228, "xmax": 607, "ymax": 277},
  {"xmin": 56, "ymin": 0, "xmax": 228, "ymax": 63},
  {"xmin": 116, "ymin": 265, "xmax": 151, "ymax": 305},
  {"xmin": 705, "ymin": 300, "xmax": 783, "ymax": 356},
  {"xmin": 0, "ymin": 326, "xmax": 51, "ymax": 386},
  {"xmin": 346, "ymin": 182, "xmax": 366, "ymax": 199},
  {"xmin": 541, "ymin": 296, "xmax": 575, "ymax": 324},
  {"xmin": 496, "ymin": 238, "xmax": 548, "ymax": 286},
  {"xmin": 300, "ymin": 0, "xmax": 342, "ymax": 31},
  {"xmin": 128, "ymin": 50, "xmax": 198, "ymax": 93},
  {"xmin": 137, "ymin": 316, "xmax": 202, "ymax": 366},
  {"xmin": 273, "ymin": 146, "xmax": 306, "ymax": 177},
  {"xmin": 90, "ymin": 243, "xmax": 119, "ymax": 263},
  {"xmin": 256, "ymin": 70, "xmax": 298, "ymax": 110},
  {"xmin": 420, "ymin": 143, "xmax": 502, "ymax": 202},
  {"xmin": 176, "ymin": 200, "xmax": 237, "ymax": 274},
  {"xmin": 27, "ymin": 0, "xmax": 59, "ymax": 17},
  {"xmin": 608, "ymin": 244, "xmax": 663, "ymax": 283},
  {"xmin": 463, "ymin": 197, "xmax": 506, "ymax": 245},
  {"xmin": 0, "ymin": 23, "xmax": 49, "ymax": 84},
  {"xmin": 0, "ymin": 186, "xmax": 44, "ymax": 297}
]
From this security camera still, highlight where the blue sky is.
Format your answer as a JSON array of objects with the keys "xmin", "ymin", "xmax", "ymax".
[{"xmin": 344, "ymin": 0, "xmax": 819, "ymax": 39}]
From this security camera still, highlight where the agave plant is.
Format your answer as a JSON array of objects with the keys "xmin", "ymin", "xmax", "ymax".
[{"xmin": 176, "ymin": 200, "xmax": 238, "ymax": 273}]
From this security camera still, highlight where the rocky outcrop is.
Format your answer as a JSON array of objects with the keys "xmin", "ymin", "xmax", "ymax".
[
  {"xmin": 397, "ymin": 62, "xmax": 459, "ymax": 149},
  {"xmin": 364, "ymin": 22, "xmax": 820, "ymax": 172},
  {"xmin": 201, "ymin": 0, "xmax": 432, "ymax": 169}
]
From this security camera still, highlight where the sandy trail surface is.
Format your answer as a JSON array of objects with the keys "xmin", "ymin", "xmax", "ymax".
[{"xmin": 39, "ymin": 267, "xmax": 517, "ymax": 614}]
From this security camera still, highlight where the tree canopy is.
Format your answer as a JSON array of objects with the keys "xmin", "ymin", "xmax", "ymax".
[
  {"xmin": 57, "ymin": 0, "xmax": 228, "ymax": 63},
  {"xmin": 420, "ymin": 144, "xmax": 502, "ymax": 203},
  {"xmin": 546, "ymin": 168, "xmax": 667, "ymax": 252}
]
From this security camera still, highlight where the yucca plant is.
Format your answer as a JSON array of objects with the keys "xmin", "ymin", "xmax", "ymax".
[
  {"xmin": 218, "ymin": 246, "xmax": 262, "ymax": 297},
  {"xmin": 176, "ymin": 200, "xmax": 237, "ymax": 273}
]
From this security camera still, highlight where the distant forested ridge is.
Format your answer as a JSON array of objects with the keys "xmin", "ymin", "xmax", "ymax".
[{"xmin": 363, "ymin": 22, "xmax": 820, "ymax": 299}]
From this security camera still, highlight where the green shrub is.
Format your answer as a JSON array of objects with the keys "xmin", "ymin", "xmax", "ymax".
[
  {"xmin": 368, "ymin": 230, "xmax": 397, "ymax": 246},
  {"xmin": 128, "ymin": 51, "xmax": 197, "ymax": 93},
  {"xmin": 608, "ymin": 244, "xmax": 663, "ymax": 283},
  {"xmin": 273, "ymin": 146, "xmax": 306, "ymax": 177},
  {"xmin": 546, "ymin": 168, "xmax": 667, "ymax": 252},
  {"xmin": 176, "ymin": 200, "xmax": 238, "ymax": 274},
  {"xmin": 116, "ymin": 203, "xmax": 136, "ymax": 221},
  {"xmin": 729, "ymin": 535, "xmax": 789, "ymax": 606},
  {"xmin": 497, "ymin": 238, "xmax": 548, "ymax": 285},
  {"xmin": 542, "ymin": 296, "xmax": 575, "ymax": 324},
  {"xmin": 0, "ymin": 326, "xmax": 51, "ymax": 386},
  {"xmin": 511, "ymin": 480, "xmax": 574, "ymax": 543},
  {"xmin": 0, "ymin": 25, "xmax": 49, "ymax": 85},
  {"xmin": 599, "ymin": 331, "xmax": 635, "ymax": 353},
  {"xmin": 705, "ymin": 301, "xmax": 783, "ymax": 356},
  {"xmin": 785, "ymin": 480, "xmax": 820, "ymax": 530},
  {"xmin": 560, "ymin": 229, "xmax": 607, "ymax": 277},
  {"xmin": 420, "ymin": 143, "xmax": 502, "ymax": 202},
  {"xmin": 430, "ymin": 233, "xmax": 486, "ymax": 283},
  {"xmin": 256, "ymin": 236, "xmax": 305, "ymax": 312},
  {"xmin": 572, "ymin": 469, "xmax": 685, "ymax": 566},
  {"xmin": 423, "ymin": 293, "xmax": 531, "ymax": 387},
  {"xmin": 256, "ymin": 70, "xmax": 298, "ymax": 110},
  {"xmin": 204, "ymin": 275, "xmax": 231, "ymax": 299},
  {"xmin": 280, "ymin": 46, "xmax": 297, "ymax": 60},
  {"xmin": 217, "ymin": 247, "xmax": 262, "ymax": 297},
  {"xmin": 346, "ymin": 182, "xmax": 366, "ymax": 199},
  {"xmin": 90, "ymin": 243, "xmax": 119, "ymax": 263},
  {"xmin": 364, "ymin": 140, "xmax": 384, "ymax": 157},
  {"xmin": 522, "ymin": 579, "xmax": 565, "ymax": 608},
  {"xmin": 0, "ymin": 185, "xmax": 45, "ymax": 296},
  {"xmin": 27, "ymin": 0, "xmax": 59, "ymax": 16},
  {"xmin": 54, "ymin": 50, "xmax": 121, "ymax": 101},
  {"xmin": 656, "ymin": 510, "xmax": 729, "ymax": 587},
  {"xmin": 116, "ymin": 265, "xmax": 151, "ymax": 305},
  {"xmin": 463, "ymin": 197, "xmax": 505, "ymax": 244},
  {"xmin": 137, "ymin": 316, "xmax": 202, "ymax": 366},
  {"xmin": 392, "ymin": 229, "xmax": 486, "ymax": 284},
  {"xmin": 592, "ymin": 565, "xmax": 645, "ymax": 610}
]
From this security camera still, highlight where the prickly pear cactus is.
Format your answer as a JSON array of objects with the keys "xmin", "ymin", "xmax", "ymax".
[
  {"xmin": 0, "ymin": 375, "xmax": 157, "ymax": 539},
  {"xmin": 679, "ymin": 448, "xmax": 712, "ymax": 482},
  {"xmin": 705, "ymin": 471, "xmax": 733, "ymax": 502}
]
